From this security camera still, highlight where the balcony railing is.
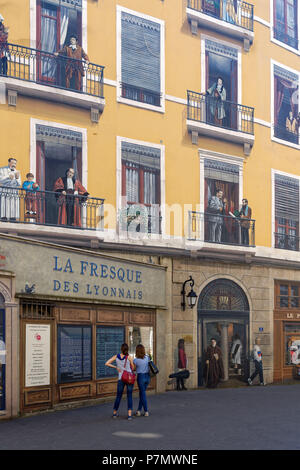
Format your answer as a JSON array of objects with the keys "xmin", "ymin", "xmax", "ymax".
[
  {"xmin": 273, "ymin": 28, "xmax": 299, "ymax": 50},
  {"xmin": 0, "ymin": 43, "xmax": 104, "ymax": 98},
  {"xmin": 274, "ymin": 124, "xmax": 299, "ymax": 146},
  {"xmin": 188, "ymin": 211, "xmax": 255, "ymax": 247},
  {"xmin": 187, "ymin": 90, "xmax": 254, "ymax": 135},
  {"xmin": 121, "ymin": 83, "xmax": 161, "ymax": 107},
  {"xmin": 0, "ymin": 187, "xmax": 105, "ymax": 231},
  {"xmin": 187, "ymin": 0, "xmax": 254, "ymax": 32},
  {"xmin": 119, "ymin": 205, "xmax": 162, "ymax": 235},
  {"xmin": 274, "ymin": 232, "xmax": 299, "ymax": 251}
]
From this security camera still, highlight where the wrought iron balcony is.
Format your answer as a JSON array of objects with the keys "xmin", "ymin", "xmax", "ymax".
[
  {"xmin": 274, "ymin": 124, "xmax": 299, "ymax": 146},
  {"xmin": 0, "ymin": 43, "xmax": 105, "ymax": 112},
  {"xmin": 121, "ymin": 83, "xmax": 161, "ymax": 107},
  {"xmin": 188, "ymin": 211, "xmax": 255, "ymax": 247},
  {"xmin": 187, "ymin": 90, "xmax": 254, "ymax": 153},
  {"xmin": 0, "ymin": 187, "xmax": 105, "ymax": 231},
  {"xmin": 273, "ymin": 28, "xmax": 299, "ymax": 50},
  {"xmin": 119, "ymin": 204, "xmax": 162, "ymax": 235},
  {"xmin": 274, "ymin": 232, "xmax": 299, "ymax": 251},
  {"xmin": 186, "ymin": 0, "xmax": 254, "ymax": 49}
]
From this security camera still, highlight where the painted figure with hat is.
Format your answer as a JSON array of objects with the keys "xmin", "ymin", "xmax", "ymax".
[{"xmin": 54, "ymin": 34, "xmax": 89, "ymax": 91}]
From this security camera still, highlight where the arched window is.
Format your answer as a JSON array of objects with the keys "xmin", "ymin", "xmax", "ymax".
[{"xmin": 198, "ymin": 279, "xmax": 249, "ymax": 312}]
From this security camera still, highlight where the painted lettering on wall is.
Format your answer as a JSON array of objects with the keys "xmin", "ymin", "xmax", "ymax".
[{"xmin": 52, "ymin": 256, "xmax": 143, "ymax": 300}]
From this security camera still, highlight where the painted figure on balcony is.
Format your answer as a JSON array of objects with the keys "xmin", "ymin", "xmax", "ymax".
[
  {"xmin": 0, "ymin": 15, "xmax": 9, "ymax": 76},
  {"xmin": 239, "ymin": 198, "xmax": 252, "ymax": 246},
  {"xmin": 206, "ymin": 77, "xmax": 227, "ymax": 126},
  {"xmin": 207, "ymin": 189, "xmax": 224, "ymax": 243},
  {"xmin": 286, "ymin": 111, "xmax": 298, "ymax": 143},
  {"xmin": 222, "ymin": 0, "xmax": 238, "ymax": 24},
  {"xmin": 0, "ymin": 157, "xmax": 21, "ymax": 221},
  {"xmin": 54, "ymin": 168, "xmax": 89, "ymax": 227},
  {"xmin": 22, "ymin": 173, "xmax": 40, "ymax": 217},
  {"xmin": 204, "ymin": 338, "xmax": 224, "ymax": 388},
  {"xmin": 54, "ymin": 35, "xmax": 89, "ymax": 91}
]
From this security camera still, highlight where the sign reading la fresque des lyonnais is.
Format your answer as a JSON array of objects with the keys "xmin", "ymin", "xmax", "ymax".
[{"xmin": 0, "ymin": 237, "xmax": 166, "ymax": 308}]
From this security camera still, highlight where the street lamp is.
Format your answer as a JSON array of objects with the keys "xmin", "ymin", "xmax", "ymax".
[{"xmin": 181, "ymin": 276, "xmax": 198, "ymax": 310}]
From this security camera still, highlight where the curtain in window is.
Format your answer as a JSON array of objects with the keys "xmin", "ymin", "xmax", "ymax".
[
  {"xmin": 287, "ymin": 0, "xmax": 297, "ymax": 39},
  {"xmin": 274, "ymin": 76, "xmax": 298, "ymax": 124},
  {"xmin": 41, "ymin": 6, "xmax": 57, "ymax": 78},
  {"xmin": 121, "ymin": 12, "xmax": 161, "ymax": 95},
  {"xmin": 125, "ymin": 164, "xmax": 139, "ymax": 203},
  {"xmin": 275, "ymin": 0, "xmax": 285, "ymax": 31},
  {"xmin": 60, "ymin": 6, "xmax": 70, "ymax": 47}
]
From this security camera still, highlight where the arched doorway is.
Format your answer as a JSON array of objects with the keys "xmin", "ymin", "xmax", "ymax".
[{"xmin": 197, "ymin": 279, "xmax": 250, "ymax": 386}]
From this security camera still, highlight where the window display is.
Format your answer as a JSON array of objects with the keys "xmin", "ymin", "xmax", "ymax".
[
  {"xmin": 285, "ymin": 323, "xmax": 300, "ymax": 365},
  {"xmin": 128, "ymin": 326, "xmax": 153, "ymax": 358},
  {"xmin": 57, "ymin": 325, "xmax": 92, "ymax": 383},
  {"xmin": 96, "ymin": 326, "xmax": 125, "ymax": 379}
]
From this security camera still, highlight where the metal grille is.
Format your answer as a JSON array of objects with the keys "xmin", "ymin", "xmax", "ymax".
[
  {"xmin": 198, "ymin": 279, "xmax": 249, "ymax": 312},
  {"xmin": 20, "ymin": 300, "xmax": 55, "ymax": 319}
]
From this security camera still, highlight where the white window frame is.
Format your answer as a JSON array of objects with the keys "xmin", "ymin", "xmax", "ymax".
[
  {"xmin": 271, "ymin": 168, "xmax": 300, "ymax": 249},
  {"xmin": 199, "ymin": 149, "xmax": 244, "ymax": 214},
  {"xmin": 116, "ymin": 136, "xmax": 165, "ymax": 238},
  {"xmin": 200, "ymin": 33, "xmax": 242, "ymax": 105},
  {"xmin": 198, "ymin": 149, "xmax": 244, "ymax": 245},
  {"xmin": 116, "ymin": 5, "xmax": 165, "ymax": 113},
  {"xmin": 30, "ymin": 118, "xmax": 88, "ymax": 189},
  {"xmin": 271, "ymin": 59, "xmax": 300, "ymax": 150},
  {"xmin": 30, "ymin": 0, "xmax": 88, "ymax": 52},
  {"xmin": 270, "ymin": 0, "xmax": 300, "ymax": 55}
]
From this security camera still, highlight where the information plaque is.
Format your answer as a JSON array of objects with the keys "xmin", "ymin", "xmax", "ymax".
[
  {"xmin": 96, "ymin": 326, "xmax": 125, "ymax": 378},
  {"xmin": 25, "ymin": 324, "xmax": 51, "ymax": 387}
]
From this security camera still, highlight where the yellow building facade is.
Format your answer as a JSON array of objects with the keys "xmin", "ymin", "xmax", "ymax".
[{"xmin": 0, "ymin": 0, "xmax": 300, "ymax": 418}]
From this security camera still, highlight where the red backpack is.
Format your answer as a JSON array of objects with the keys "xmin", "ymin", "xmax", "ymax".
[{"xmin": 121, "ymin": 356, "xmax": 136, "ymax": 385}]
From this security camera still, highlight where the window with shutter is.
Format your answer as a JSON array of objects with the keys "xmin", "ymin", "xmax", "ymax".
[
  {"xmin": 275, "ymin": 173, "xmax": 299, "ymax": 251},
  {"xmin": 121, "ymin": 142, "xmax": 161, "ymax": 234},
  {"xmin": 120, "ymin": 10, "xmax": 162, "ymax": 107}
]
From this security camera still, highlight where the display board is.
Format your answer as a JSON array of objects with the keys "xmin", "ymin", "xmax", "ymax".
[
  {"xmin": 25, "ymin": 324, "xmax": 51, "ymax": 387},
  {"xmin": 58, "ymin": 326, "xmax": 92, "ymax": 383},
  {"xmin": 96, "ymin": 326, "xmax": 125, "ymax": 378}
]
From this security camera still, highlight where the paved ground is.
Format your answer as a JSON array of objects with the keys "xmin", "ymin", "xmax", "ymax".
[{"xmin": 1, "ymin": 384, "xmax": 300, "ymax": 450}]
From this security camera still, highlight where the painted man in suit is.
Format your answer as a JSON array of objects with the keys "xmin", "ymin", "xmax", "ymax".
[{"xmin": 207, "ymin": 189, "xmax": 224, "ymax": 243}]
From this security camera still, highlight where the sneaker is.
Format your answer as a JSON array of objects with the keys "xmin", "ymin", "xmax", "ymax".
[
  {"xmin": 247, "ymin": 378, "xmax": 252, "ymax": 385},
  {"xmin": 135, "ymin": 411, "xmax": 141, "ymax": 417},
  {"xmin": 144, "ymin": 412, "xmax": 149, "ymax": 417},
  {"xmin": 127, "ymin": 415, "xmax": 133, "ymax": 421},
  {"xmin": 112, "ymin": 412, "xmax": 118, "ymax": 419},
  {"xmin": 260, "ymin": 382, "xmax": 265, "ymax": 386}
]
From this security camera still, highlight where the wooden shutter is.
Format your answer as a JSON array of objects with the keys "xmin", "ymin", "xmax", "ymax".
[
  {"xmin": 275, "ymin": 174, "xmax": 299, "ymax": 221},
  {"xmin": 121, "ymin": 12, "xmax": 161, "ymax": 94}
]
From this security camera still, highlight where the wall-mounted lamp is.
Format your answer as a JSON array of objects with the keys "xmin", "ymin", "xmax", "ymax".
[{"xmin": 181, "ymin": 276, "xmax": 198, "ymax": 310}]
